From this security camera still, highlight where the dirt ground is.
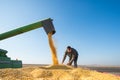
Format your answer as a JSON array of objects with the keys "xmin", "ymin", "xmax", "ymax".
[{"xmin": 0, "ymin": 65, "xmax": 120, "ymax": 80}]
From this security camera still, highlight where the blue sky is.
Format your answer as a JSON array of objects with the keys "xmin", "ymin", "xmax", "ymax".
[{"xmin": 0, "ymin": 0, "xmax": 120, "ymax": 65}]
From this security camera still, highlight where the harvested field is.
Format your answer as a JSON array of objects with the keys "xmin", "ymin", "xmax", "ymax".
[{"xmin": 0, "ymin": 65, "xmax": 120, "ymax": 80}]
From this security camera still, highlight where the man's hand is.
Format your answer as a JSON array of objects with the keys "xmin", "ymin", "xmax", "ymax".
[{"xmin": 67, "ymin": 62, "xmax": 72, "ymax": 65}]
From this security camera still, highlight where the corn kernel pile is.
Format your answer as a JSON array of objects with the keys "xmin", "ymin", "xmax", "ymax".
[{"xmin": 0, "ymin": 65, "xmax": 119, "ymax": 80}]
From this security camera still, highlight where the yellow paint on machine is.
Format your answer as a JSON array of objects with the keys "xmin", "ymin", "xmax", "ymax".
[{"xmin": 48, "ymin": 32, "xmax": 59, "ymax": 65}]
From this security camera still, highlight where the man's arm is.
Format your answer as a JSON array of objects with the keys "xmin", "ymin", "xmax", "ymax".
[
  {"xmin": 69, "ymin": 54, "xmax": 75, "ymax": 64},
  {"xmin": 68, "ymin": 49, "xmax": 76, "ymax": 64},
  {"xmin": 62, "ymin": 52, "xmax": 67, "ymax": 64}
]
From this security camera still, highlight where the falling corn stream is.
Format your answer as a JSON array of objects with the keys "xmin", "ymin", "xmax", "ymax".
[{"xmin": 48, "ymin": 32, "xmax": 59, "ymax": 65}]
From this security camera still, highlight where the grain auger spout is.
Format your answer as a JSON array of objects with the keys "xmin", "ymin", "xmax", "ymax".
[
  {"xmin": 0, "ymin": 18, "xmax": 59, "ymax": 68},
  {"xmin": 0, "ymin": 18, "xmax": 55, "ymax": 40}
]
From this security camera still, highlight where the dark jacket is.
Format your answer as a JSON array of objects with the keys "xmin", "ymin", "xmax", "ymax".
[{"xmin": 62, "ymin": 48, "xmax": 78, "ymax": 63}]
